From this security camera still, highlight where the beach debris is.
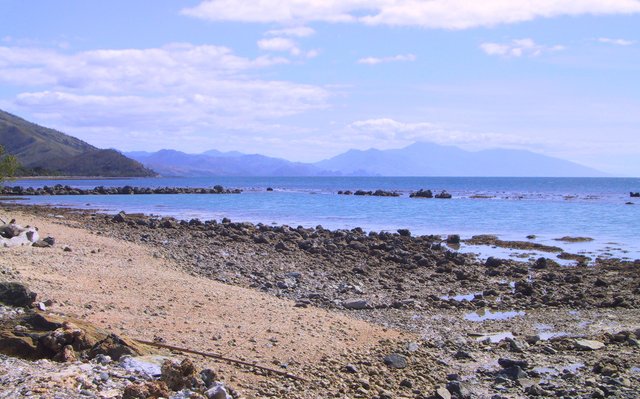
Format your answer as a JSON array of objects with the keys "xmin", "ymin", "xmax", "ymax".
[{"xmin": 0, "ymin": 222, "xmax": 39, "ymax": 247}]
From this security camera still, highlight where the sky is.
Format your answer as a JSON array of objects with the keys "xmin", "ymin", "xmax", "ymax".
[{"xmin": 1, "ymin": 1, "xmax": 639, "ymax": 175}]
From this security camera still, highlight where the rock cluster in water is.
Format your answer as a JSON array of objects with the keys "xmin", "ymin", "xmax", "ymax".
[
  {"xmin": 410, "ymin": 189, "xmax": 452, "ymax": 199},
  {"xmin": 0, "ymin": 184, "xmax": 242, "ymax": 196},
  {"xmin": 337, "ymin": 189, "xmax": 400, "ymax": 197}
]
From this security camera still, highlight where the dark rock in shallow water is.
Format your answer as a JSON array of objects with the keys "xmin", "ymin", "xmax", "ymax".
[
  {"xmin": 435, "ymin": 190, "xmax": 452, "ymax": 199},
  {"xmin": 630, "ymin": 192, "xmax": 640, "ymax": 198},
  {"xmin": 410, "ymin": 189, "xmax": 433, "ymax": 198}
]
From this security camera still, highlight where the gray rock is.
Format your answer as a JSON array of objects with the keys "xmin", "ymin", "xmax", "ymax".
[
  {"xmin": 497, "ymin": 366, "xmax": 528, "ymax": 381},
  {"xmin": 436, "ymin": 387, "xmax": 452, "ymax": 399},
  {"xmin": 383, "ymin": 353, "xmax": 407, "ymax": 369},
  {"xmin": 575, "ymin": 339, "xmax": 605, "ymax": 350},
  {"xmin": 342, "ymin": 299, "xmax": 370, "ymax": 310},
  {"xmin": 205, "ymin": 383, "xmax": 232, "ymax": 399}
]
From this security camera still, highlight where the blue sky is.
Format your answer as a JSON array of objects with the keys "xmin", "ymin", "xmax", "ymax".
[{"xmin": 1, "ymin": 1, "xmax": 639, "ymax": 175}]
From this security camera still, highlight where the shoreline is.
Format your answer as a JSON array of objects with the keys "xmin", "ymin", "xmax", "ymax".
[
  {"xmin": 1, "ymin": 203, "xmax": 639, "ymax": 398},
  {"xmin": 5, "ymin": 197, "xmax": 637, "ymax": 265}
]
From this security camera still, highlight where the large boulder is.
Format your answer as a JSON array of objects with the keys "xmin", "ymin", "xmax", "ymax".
[{"xmin": 0, "ymin": 282, "xmax": 37, "ymax": 307}]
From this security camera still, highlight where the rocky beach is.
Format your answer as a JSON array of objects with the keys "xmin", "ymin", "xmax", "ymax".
[{"xmin": 1, "ymin": 203, "xmax": 639, "ymax": 399}]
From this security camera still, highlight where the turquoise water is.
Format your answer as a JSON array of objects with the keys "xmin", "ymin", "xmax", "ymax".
[{"xmin": 6, "ymin": 177, "xmax": 640, "ymax": 259}]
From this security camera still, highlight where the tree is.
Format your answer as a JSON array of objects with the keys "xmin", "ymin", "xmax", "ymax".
[{"xmin": 0, "ymin": 145, "xmax": 19, "ymax": 185}]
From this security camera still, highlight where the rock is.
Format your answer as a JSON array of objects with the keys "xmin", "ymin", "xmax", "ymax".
[
  {"xmin": 446, "ymin": 234, "xmax": 461, "ymax": 244},
  {"xmin": 397, "ymin": 229, "xmax": 411, "ymax": 237},
  {"xmin": 161, "ymin": 358, "xmax": 198, "ymax": 390},
  {"xmin": 383, "ymin": 353, "xmax": 407, "ymax": 369},
  {"xmin": 497, "ymin": 366, "xmax": 528, "ymax": 381},
  {"xmin": 53, "ymin": 344, "xmax": 77, "ymax": 362},
  {"xmin": 506, "ymin": 338, "xmax": 528, "ymax": 353},
  {"xmin": 0, "ymin": 282, "xmax": 37, "ymax": 307},
  {"xmin": 435, "ymin": 190, "xmax": 452, "ymax": 199},
  {"xmin": 406, "ymin": 342, "xmax": 420, "ymax": 352},
  {"xmin": 525, "ymin": 384, "xmax": 547, "ymax": 396},
  {"xmin": 446, "ymin": 381, "xmax": 473, "ymax": 399},
  {"xmin": 200, "ymin": 368, "xmax": 217, "ymax": 388},
  {"xmin": 454, "ymin": 350, "xmax": 474, "ymax": 360},
  {"xmin": 485, "ymin": 257, "xmax": 502, "ymax": 267},
  {"xmin": 533, "ymin": 257, "xmax": 548, "ymax": 269},
  {"xmin": 498, "ymin": 358, "xmax": 529, "ymax": 369},
  {"xmin": 342, "ymin": 299, "xmax": 370, "ymax": 310},
  {"xmin": 345, "ymin": 363, "xmax": 358, "ymax": 373},
  {"xmin": 90, "ymin": 334, "xmax": 144, "ymax": 360},
  {"xmin": 435, "ymin": 387, "xmax": 452, "ymax": 399},
  {"xmin": 32, "ymin": 240, "xmax": 52, "ymax": 248},
  {"xmin": 400, "ymin": 379, "xmax": 413, "ymax": 388},
  {"xmin": 205, "ymin": 383, "xmax": 233, "ymax": 399},
  {"xmin": 63, "ymin": 246, "xmax": 72, "ymax": 252},
  {"xmin": 122, "ymin": 381, "xmax": 170, "ymax": 399},
  {"xmin": 112, "ymin": 212, "xmax": 127, "ymax": 223},
  {"xmin": 575, "ymin": 339, "xmax": 605, "ymax": 351},
  {"xmin": 410, "ymin": 189, "xmax": 433, "ymax": 198}
]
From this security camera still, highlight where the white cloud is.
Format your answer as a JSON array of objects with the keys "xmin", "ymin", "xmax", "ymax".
[
  {"xmin": 257, "ymin": 37, "xmax": 301, "ymax": 55},
  {"xmin": 347, "ymin": 118, "xmax": 539, "ymax": 148},
  {"xmin": 0, "ymin": 43, "xmax": 329, "ymax": 148},
  {"xmin": 597, "ymin": 37, "xmax": 636, "ymax": 46},
  {"xmin": 357, "ymin": 54, "xmax": 416, "ymax": 65},
  {"xmin": 182, "ymin": 0, "xmax": 640, "ymax": 29},
  {"xmin": 480, "ymin": 38, "xmax": 564, "ymax": 57},
  {"xmin": 265, "ymin": 26, "xmax": 315, "ymax": 37}
]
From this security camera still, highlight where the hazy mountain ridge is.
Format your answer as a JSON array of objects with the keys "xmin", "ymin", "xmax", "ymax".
[
  {"xmin": 0, "ymin": 110, "xmax": 155, "ymax": 177},
  {"xmin": 128, "ymin": 141, "xmax": 604, "ymax": 177},
  {"xmin": 126, "ymin": 149, "xmax": 333, "ymax": 177},
  {"xmin": 316, "ymin": 142, "xmax": 606, "ymax": 177}
]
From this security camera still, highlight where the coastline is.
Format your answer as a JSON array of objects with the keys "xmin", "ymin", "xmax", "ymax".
[{"xmin": 1, "ymin": 203, "xmax": 639, "ymax": 398}]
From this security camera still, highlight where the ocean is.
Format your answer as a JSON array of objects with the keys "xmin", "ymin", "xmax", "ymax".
[{"xmin": 6, "ymin": 176, "xmax": 640, "ymax": 261}]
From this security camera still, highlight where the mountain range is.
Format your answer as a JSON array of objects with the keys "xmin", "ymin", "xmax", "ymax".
[
  {"xmin": 0, "ymin": 109, "xmax": 605, "ymax": 177},
  {"xmin": 0, "ymin": 110, "xmax": 155, "ymax": 177},
  {"xmin": 126, "ymin": 143, "xmax": 605, "ymax": 177}
]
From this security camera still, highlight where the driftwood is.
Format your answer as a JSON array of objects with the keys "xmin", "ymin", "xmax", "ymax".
[{"xmin": 134, "ymin": 339, "xmax": 308, "ymax": 382}]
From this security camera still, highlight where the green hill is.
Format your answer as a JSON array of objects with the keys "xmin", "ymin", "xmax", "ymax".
[{"xmin": 0, "ymin": 110, "xmax": 155, "ymax": 177}]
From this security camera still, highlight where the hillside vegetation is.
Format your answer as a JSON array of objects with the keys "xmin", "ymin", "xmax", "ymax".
[{"xmin": 0, "ymin": 110, "xmax": 155, "ymax": 177}]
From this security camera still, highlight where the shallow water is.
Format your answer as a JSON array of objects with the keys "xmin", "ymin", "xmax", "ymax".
[
  {"xmin": 464, "ymin": 309, "xmax": 526, "ymax": 322},
  {"xmin": 6, "ymin": 176, "xmax": 640, "ymax": 259}
]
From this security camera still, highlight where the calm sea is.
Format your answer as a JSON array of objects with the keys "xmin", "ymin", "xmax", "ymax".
[{"xmin": 6, "ymin": 177, "xmax": 640, "ymax": 260}]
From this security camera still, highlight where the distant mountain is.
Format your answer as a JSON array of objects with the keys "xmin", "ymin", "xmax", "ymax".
[
  {"xmin": 126, "ymin": 149, "xmax": 332, "ymax": 177},
  {"xmin": 0, "ymin": 110, "xmax": 155, "ymax": 177},
  {"xmin": 127, "ymin": 142, "xmax": 605, "ymax": 177},
  {"xmin": 315, "ymin": 142, "xmax": 606, "ymax": 177}
]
